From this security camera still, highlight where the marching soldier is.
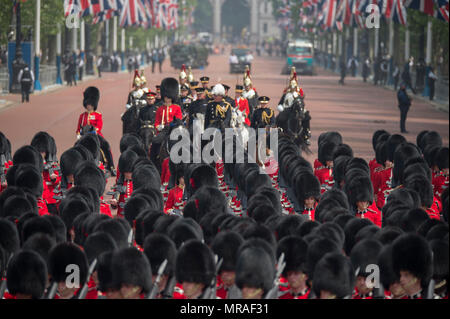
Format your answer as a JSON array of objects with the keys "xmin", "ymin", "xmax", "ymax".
[
  {"xmin": 154, "ymin": 78, "xmax": 183, "ymax": 133},
  {"xmin": 76, "ymin": 87, "xmax": 104, "ymax": 139},
  {"xmin": 205, "ymin": 84, "xmax": 232, "ymax": 130},
  {"xmin": 251, "ymin": 96, "xmax": 275, "ymax": 129}
]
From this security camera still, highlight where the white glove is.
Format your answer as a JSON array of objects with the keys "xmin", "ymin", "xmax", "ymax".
[
  {"xmin": 157, "ymin": 125, "xmax": 164, "ymax": 132},
  {"xmin": 125, "ymin": 104, "xmax": 131, "ymax": 109},
  {"xmin": 277, "ymin": 104, "xmax": 284, "ymax": 112},
  {"xmin": 77, "ymin": 134, "xmax": 82, "ymax": 140}
]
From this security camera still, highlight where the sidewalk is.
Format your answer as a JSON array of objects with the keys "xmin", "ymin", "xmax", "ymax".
[{"xmin": 317, "ymin": 66, "xmax": 449, "ymax": 114}]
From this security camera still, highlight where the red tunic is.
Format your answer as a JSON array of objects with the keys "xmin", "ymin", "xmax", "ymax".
[
  {"xmin": 355, "ymin": 202, "xmax": 382, "ymax": 227},
  {"xmin": 373, "ymin": 166, "xmax": 393, "ymax": 209},
  {"xmin": 369, "ymin": 158, "xmax": 382, "ymax": 179},
  {"xmin": 77, "ymin": 111, "xmax": 104, "ymax": 137},
  {"xmin": 432, "ymin": 171, "xmax": 449, "ymax": 202},
  {"xmin": 172, "ymin": 283, "xmax": 187, "ymax": 299},
  {"xmin": 314, "ymin": 166, "xmax": 334, "ymax": 194},
  {"xmin": 154, "ymin": 104, "xmax": 183, "ymax": 129},
  {"xmin": 38, "ymin": 198, "xmax": 50, "ymax": 216},
  {"xmin": 301, "ymin": 204, "xmax": 317, "ymax": 221},
  {"xmin": 426, "ymin": 196, "xmax": 442, "ymax": 220},
  {"xmin": 117, "ymin": 180, "xmax": 133, "ymax": 218},
  {"xmin": 215, "ymin": 276, "xmax": 227, "ymax": 299},
  {"xmin": 164, "ymin": 185, "xmax": 184, "ymax": 214},
  {"xmin": 100, "ymin": 196, "xmax": 112, "ymax": 217},
  {"xmin": 42, "ymin": 167, "xmax": 61, "ymax": 206},
  {"xmin": 235, "ymin": 97, "xmax": 251, "ymax": 126},
  {"xmin": 160, "ymin": 157, "xmax": 171, "ymax": 185}
]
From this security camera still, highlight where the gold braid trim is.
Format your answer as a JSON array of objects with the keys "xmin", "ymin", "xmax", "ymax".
[
  {"xmin": 262, "ymin": 109, "xmax": 274, "ymax": 125},
  {"xmin": 215, "ymin": 103, "xmax": 230, "ymax": 118}
]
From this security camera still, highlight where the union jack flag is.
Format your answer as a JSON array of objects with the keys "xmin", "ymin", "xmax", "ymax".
[{"xmin": 434, "ymin": 0, "xmax": 449, "ymax": 22}]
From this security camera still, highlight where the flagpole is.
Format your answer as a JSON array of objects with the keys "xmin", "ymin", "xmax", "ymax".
[
  {"xmin": 121, "ymin": 28, "xmax": 126, "ymax": 71},
  {"xmin": 56, "ymin": 23, "xmax": 62, "ymax": 84},
  {"xmin": 34, "ymin": 0, "xmax": 42, "ymax": 91},
  {"xmin": 404, "ymin": 24, "xmax": 410, "ymax": 63}
]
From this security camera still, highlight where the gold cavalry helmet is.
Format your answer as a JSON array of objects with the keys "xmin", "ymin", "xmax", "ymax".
[
  {"xmin": 187, "ymin": 66, "xmax": 195, "ymax": 83},
  {"xmin": 244, "ymin": 65, "xmax": 252, "ymax": 88},
  {"xmin": 140, "ymin": 70, "xmax": 147, "ymax": 86},
  {"xmin": 133, "ymin": 69, "xmax": 142, "ymax": 88},
  {"xmin": 179, "ymin": 64, "xmax": 187, "ymax": 80}
]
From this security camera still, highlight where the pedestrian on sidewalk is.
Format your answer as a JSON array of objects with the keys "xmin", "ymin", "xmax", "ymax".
[
  {"xmin": 392, "ymin": 64, "xmax": 400, "ymax": 91},
  {"xmin": 78, "ymin": 53, "xmax": 84, "ymax": 81},
  {"xmin": 401, "ymin": 60, "xmax": 416, "ymax": 94},
  {"xmin": 339, "ymin": 58, "xmax": 346, "ymax": 85},
  {"xmin": 97, "ymin": 55, "xmax": 103, "ymax": 78},
  {"xmin": 17, "ymin": 64, "xmax": 34, "ymax": 103},
  {"xmin": 362, "ymin": 58, "xmax": 371, "ymax": 83},
  {"xmin": 428, "ymin": 66, "xmax": 438, "ymax": 101},
  {"xmin": 397, "ymin": 83, "xmax": 412, "ymax": 134},
  {"xmin": 158, "ymin": 48, "xmax": 165, "ymax": 73}
]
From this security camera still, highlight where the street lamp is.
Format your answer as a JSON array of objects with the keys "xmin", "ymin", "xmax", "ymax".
[{"xmin": 10, "ymin": 1, "xmax": 26, "ymax": 93}]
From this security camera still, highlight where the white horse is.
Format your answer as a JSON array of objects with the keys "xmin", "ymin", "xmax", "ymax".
[{"xmin": 231, "ymin": 108, "xmax": 249, "ymax": 151}]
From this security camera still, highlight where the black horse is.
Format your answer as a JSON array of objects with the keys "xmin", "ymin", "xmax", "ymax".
[
  {"xmin": 79, "ymin": 125, "xmax": 116, "ymax": 176},
  {"xmin": 121, "ymin": 98, "xmax": 147, "ymax": 135},
  {"xmin": 276, "ymin": 96, "xmax": 311, "ymax": 153}
]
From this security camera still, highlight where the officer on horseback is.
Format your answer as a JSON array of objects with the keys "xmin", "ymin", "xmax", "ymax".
[
  {"xmin": 277, "ymin": 67, "xmax": 312, "ymax": 145},
  {"xmin": 251, "ymin": 96, "xmax": 275, "ymax": 129},
  {"xmin": 242, "ymin": 66, "xmax": 259, "ymax": 119},
  {"xmin": 205, "ymin": 84, "xmax": 232, "ymax": 131}
]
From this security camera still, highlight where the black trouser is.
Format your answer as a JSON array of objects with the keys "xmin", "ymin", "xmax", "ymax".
[
  {"xmin": 394, "ymin": 76, "xmax": 399, "ymax": 91},
  {"xmin": 399, "ymin": 105, "xmax": 410, "ymax": 133},
  {"xmin": 79, "ymin": 67, "xmax": 83, "ymax": 81},
  {"xmin": 21, "ymin": 82, "xmax": 31, "ymax": 102},
  {"xmin": 159, "ymin": 61, "xmax": 163, "ymax": 73},
  {"xmin": 429, "ymin": 80, "xmax": 435, "ymax": 101}
]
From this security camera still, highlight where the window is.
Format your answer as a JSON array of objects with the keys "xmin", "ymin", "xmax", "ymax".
[{"xmin": 263, "ymin": 23, "xmax": 268, "ymax": 34}]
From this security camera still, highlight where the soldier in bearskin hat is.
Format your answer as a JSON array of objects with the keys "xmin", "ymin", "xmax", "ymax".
[
  {"xmin": 350, "ymin": 239, "xmax": 383, "ymax": 299},
  {"xmin": 293, "ymin": 172, "xmax": 321, "ymax": 220},
  {"xmin": 47, "ymin": 242, "xmax": 89, "ymax": 299},
  {"xmin": 111, "ymin": 247, "xmax": 152, "ymax": 299},
  {"xmin": 77, "ymin": 87, "xmax": 103, "ymax": 139},
  {"xmin": 175, "ymin": 239, "xmax": 216, "ymax": 299},
  {"xmin": 277, "ymin": 235, "xmax": 310, "ymax": 299},
  {"xmin": 235, "ymin": 245, "xmax": 276, "ymax": 299},
  {"xmin": 6, "ymin": 250, "xmax": 48, "ymax": 299},
  {"xmin": 315, "ymin": 141, "xmax": 338, "ymax": 194},
  {"xmin": 143, "ymin": 233, "xmax": 177, "ymax": 299},
  {"xmin": 391, "ymin": 233, "xmax": 433, "ymax": 299},
  {"xmin": 429, "ymin": 239, "xmax": 448, "ymax": 299},
  {"xmin": 313, "ymin": 252, "xmax": 355, "ymax": 299},
  {"xmin": 211, "ymin": 231, "xmax": 244, "ymax": 299}
]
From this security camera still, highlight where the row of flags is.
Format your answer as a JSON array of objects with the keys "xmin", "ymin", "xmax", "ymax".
[
  {"xmin": 63, "ymin": 0, "xmax": 180, "ymax": 29},
  {"xmin": 276, "ymin": 0, "xmax": 448, "ymax": 33}
]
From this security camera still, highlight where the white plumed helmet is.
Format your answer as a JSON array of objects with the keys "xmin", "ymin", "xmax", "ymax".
[{"xmin": 211, "ymin": 84, "xmax": 225, "ymax": 96}]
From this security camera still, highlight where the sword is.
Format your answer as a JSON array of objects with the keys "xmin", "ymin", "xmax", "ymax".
[
  {"xmin": 77, "ymin": 258, "xmax": 98, "ymax": 299},
  {"xmin": 45, "ymin": 281, "xmax": 58, "ymax": 299},
  {"xmin": 146, "ymin": 259, "xmax": 168, "ymax": 299},
  {"xmin": 265, "ymin": 253, "xmax": 286, "ymax": 299},
  {"xmin": 202, "ymin": 256, "xmax": 223, "ymax": 299}
]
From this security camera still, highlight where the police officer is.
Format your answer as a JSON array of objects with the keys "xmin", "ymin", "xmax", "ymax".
[
  {"xmin": 205, "ymin": 84, "xmax": 232, "ymax": 131},
  {"xmin": 18, "ymin": 64, "xmax": 34, "ymax": 103},
  {"xmin": 251, "ymin": 96, "xmax": 275, "ymax": 129}
]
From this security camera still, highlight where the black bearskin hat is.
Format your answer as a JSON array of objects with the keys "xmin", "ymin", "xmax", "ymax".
[
  {"xmin": 74, "ymin": 161, "xmax": 106, "ymax": 197},
  {"xmin": 0, "ymin": 218, "xmax": 20, "ymax": 259},
  {"xmin": 6, "ymin": 250, "xmax": 48, "ymax": 299},
  {"xmin": 393, "ymin": 142, "xmax": 421, "ymax": 187},
  {"xmin": 189, "ymin": 164, "xmax": 219, "ymax": 193},
  {"xmin": 160, "ymin": 78, "xmax": 179, "ymax": 101},
  {"xmin": 22, "ymin": 233, "xmax": 56, "ymax": 265},
  {"xmin": 22, "ymin": 216, "xmax": 56, "ymax": 244},
  {"xmin": 77, "ymin": 134, "xmax": 100, "ymax": 161},
  {"xmin": 96, "ymin": 251, "xmax": 116, "ymax": 292},
  {"xmin": 2, "ymin": 194, "xmax": 35, "ymax": 219},
  {"xmin": 175, "ymin": 239, "xmax": 216, "ymax": 287},
  {"xmin": 429, "ymin": 239, "xmax": 449, "ymax": 284},
  {"xmin": 350, "ymin": 239, "xmax": 383, "ymax": 277},
  {"xmin": 30, "ymin": 131, "xmax": 52, "ymax": 158},
  {"xmin": 313, "ymin": 252, "xmax": 355, "ymax": 299},
  {"xmin": 83, "ymin": 86, "xmax": 100, "ymax": 111},
  {"xmin": 435, "ymin": 147, "xmax": 449, "ymax": 170},
  {"xmin": 392, "ymin": 233, "xmax": 433, "ymax": 288},
  {"xmin": 143, "ymin": 233, "xmax": 177, "ymax": 277},
  {"xmin": 306, "ymin": 237, "xmax": 340, "ymax": 280},
  {"xmin": 211, "ymin": 231, "xmax": 244, "ymax": 273},
  {"xmin": 377, "ymin": 245, "xmax": 399, "ymax": 289},
  {"xmin": 276, "ymin": 235, "xmax": 308, "ymax": 277},
  {"xmin": 167, "ymin": 219, "xmax": 203, "ymax": 249},
  {"xmin": 111, "ymin": 247, "xmax": 152, "ymax": 294},
  {"xmin": 345, "ymin": 175, "xmax": 374, "ymax": 208},
  {"xmin": 294, "ymin": 171, "xmax": 321, "ymax": 204},
  {"xmin": 235, "ymin": 246, "xmax": 276, "ymax": 294},
  {"xmin": 13, "ymin": 145, "xmax": 43, "ymax": 173},
  {"xmin": 318, "ymin": 141, "xmax": 338, "ymax": 166},
  {"xmin": 48, "ymin": 242, "xmax": 89, "ymax": 286},
  {"xmin": 14, "ymin": 164, "xmax": 43, "ymax": 198},
  {"xmin": 372, "ymin": 130, "xmax": 390, "ymax": 152},
  {"xmin": 404, "ymin": 174, "xmax": 433, "ymax": 209},
  {"xmin": 60, "ymin": 148, "xmax": 85, "ymax": 177},
  {"xmin": 118, "ymin": 149, "xmax": 139, "ymax": 174},
  {"xmin": 84, "ymin": 231, "xmax": 118, "ymax": 265},
  {"xmin": 386, "ymin": 134, "xmax": 407, "ymax": 162}
]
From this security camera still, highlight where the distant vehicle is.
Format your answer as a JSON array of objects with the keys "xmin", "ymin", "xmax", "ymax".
[
  {"xmin": 197, "ymin": 32, "xmax": 213, "ymax": 45},
  {"xmin": 283, "ymin": 39, "xmax": 315, "ymax": 75},
  {"xmin": 229, "ymin": 48, "xmax": 252, "ymax": 74},
  {"xmin": 170, "ymin": 43, "xmax": 209, "ymax": 70}
]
